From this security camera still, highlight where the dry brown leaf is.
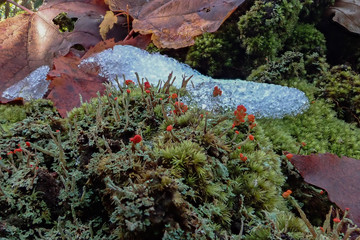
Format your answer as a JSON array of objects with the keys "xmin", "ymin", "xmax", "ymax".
[
  {"xmin": 109, "ymin": 0, "xmax": 245, "ymax": 48},
  {"xmin": 0, "ymin": 0, "xmax": 108, "ymax": 102},
  {"xmin": 99, "ymin": 11, "xmax": 118, "ymax": 40},
  {"xmin": 326, "ymin": 0, "xmax": 360, "ymax": 34}
]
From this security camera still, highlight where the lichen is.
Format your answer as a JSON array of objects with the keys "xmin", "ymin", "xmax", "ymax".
[{"xmin": 0, "ymin": 77, "xmax": 319, "ymax": 239}]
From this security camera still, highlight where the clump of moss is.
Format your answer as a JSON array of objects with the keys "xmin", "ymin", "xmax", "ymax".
[
  {"xmin": 317, "ymin": 65, "xmax": 360, "ymax": 125},
  {"xmin": 247, "ymin": 51, "xmax": 329, "ymax": 84},
  {"xmin": 285, "ymin": 23, "xmax": 327, "ymax": 56},
  {"xmin": 238, "ymin": 0, "xmax": 303, "ymax": 63},
  {"xmin": 299, "ymin": 0, "xmax": 334, "ymax": 24},
  {"xmin": 247, "ymin": 51, "xmax": 306, "ymax": 84},
  {"xmin": 184, "ymin": 21, "xmax": 242, "ymax": 78}
]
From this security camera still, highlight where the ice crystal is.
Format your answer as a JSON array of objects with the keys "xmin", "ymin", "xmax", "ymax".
[
  {"xmin": 81, "ymin": 45, "xmax": 309, "ymax": 118},
  {"xmin": 2, "ymin": 66, "xmax": 50, "ymax": 101}
]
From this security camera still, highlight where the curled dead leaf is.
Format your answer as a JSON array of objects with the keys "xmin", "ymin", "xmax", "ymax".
[
  {"xmin": 109, "ymin": 0, "xmax": 245, "ymax": 49},
  {"xmin": 326, "ymin": 0, "xmax": 360, "ymax": 34}
]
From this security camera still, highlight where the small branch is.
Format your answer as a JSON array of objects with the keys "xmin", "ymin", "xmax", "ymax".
[
  {"xmin": 290, "ymin": 197, "xmax": 317, "ymax": 238},
  {"xmin": 6, "ymin": 0, "xmax": 34, "ymax": 14},
  {"xmin": 124, "ymin": 29, "xmax": 134, "ymax": 41}
]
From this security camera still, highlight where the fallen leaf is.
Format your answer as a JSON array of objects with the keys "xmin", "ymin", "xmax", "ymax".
[
  {"xmin": 108, "ymin": 0, "xmax": 245, "ymax": 48},
  {"xmin": 0, "ymin": 98, "xmax": 24, "ymax": 105},
  {"xmin": 289, "ymin": 153, "xmax": 360, "ymax": 226},
  {"xmin": 326, "ymin": 0, "xmax": 360, "ymax": 34},
  {"xmin": 46, "ymin": 51, "xmax": 107, "ymax": 117},
  {"xmin": 81, "ymin": 34, "xmax": 152, "ymax": 60},
  {"xmin": 0, "ymin": 0, "xmax": 108, "ymax": 102},
  {"xmin": 99, "ymin": 11, "xmax": 118, "ymax": 40}
]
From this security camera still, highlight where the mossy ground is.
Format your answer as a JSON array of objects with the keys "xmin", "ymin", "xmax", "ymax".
[
  {"xmin": 0, "ymin": 73, "xmax": 358, "ymax": 239},
  {"xmin": 2, "ymin": 0, "xmax": 360, "ymax": 238}
]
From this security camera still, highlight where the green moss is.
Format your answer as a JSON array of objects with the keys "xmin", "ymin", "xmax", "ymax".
[
  {"xmin": 238, "ymin": 0, "xmax": 303, "ymax": 62},
  {"xmin": 247, "ymin": 51, "xmax": 306, "ymax": 84},
  {"xmin": 317, "ymin": 65, "xmax": 360, "ymax": 125},
  {"xmin": 0, "ymin": 99, "xmax": 57, "ymax": 132},
  {"xmin": 247, "ymin": 51, "xmax": 329, "ymax": 84},
  {"xmin": 0, "ymin": 105, "xmax": 26, "ymax": 131},
  {"xmin": 229, "ymin": 150, "xmax": 286, "ymax": 212},
  {"xmin": 299, "ymin": 0, "xmax": 334, "ymax": 24},
  {"xmin": 185, "ymin": 22, "xmax": 242, "ymax": 78},
  {"xmin": 285, "ymin": 23, "xmax": 326, "ymax": 55},
  {"xmin": 259, "ymin": 98, "xmax": 360, "ymax": 158}
]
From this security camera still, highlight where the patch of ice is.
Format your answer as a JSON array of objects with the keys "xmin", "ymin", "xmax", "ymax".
[
  {"xmin": 2, "ymin": 66, "xmax": 50, "ymax": 101},
  {"xmin": 80, "ymin": 45, "xmax": 309, "ymax": 118}
]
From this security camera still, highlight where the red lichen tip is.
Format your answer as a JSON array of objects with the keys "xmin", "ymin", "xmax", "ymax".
[
  {"xmin": 248, "ymin": 134, "xmax": 254, "ymax": 141},
  {"xmin": 144, "ymin": 81, "xmax": 151, "ymax": 89},
  {"xmin": 25, "ymin": 142, "xmax": 31, "ymax": 147},
  {"xmin": 282, "ymin": 190, "xmax": 292, "ymax": 199},
  {"xmin": 130, "ymin": 135, "xmax": 142, "ymax": 144},
  {"xmin": 247, "ymin": 114, "xmax": 255, "ymax": 123},
  {"xmin": 213, "ymin": 86, "xmax": 222, "ymax": 97},
  {"xmin": 14, "ymin": 148, "xmax": 22, "ymax": 153},
  {"xmin": 125, "ymin": 80, "xmax": 134, "ymax": 85},
  {"xmin": 333, "ymin": 218, "xmax": 341, "ymax": 223},
  {"xmin": 171, "ymin": 93, "xmax": 178, "ymax": 99},
  {"xmin": 166, "ymin": 125, "xmax": 173, "ymax": 131},
  {"xmin": 286, "ymin": 153, "xmax": 293, "ymax": 160}
]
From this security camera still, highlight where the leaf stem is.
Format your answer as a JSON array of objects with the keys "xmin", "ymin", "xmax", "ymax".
[{"xmin": 6, "ymin": 0, "xmax": 34, "ymax": 14}]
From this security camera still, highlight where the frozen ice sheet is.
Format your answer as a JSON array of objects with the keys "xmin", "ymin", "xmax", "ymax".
[
  {"xmin": 81, "ymin": 45, "xmax": 309, "ymax": 118},
  {"xmin": 2, "ymin": 66, "xmax": 50, "ymax": 101}
]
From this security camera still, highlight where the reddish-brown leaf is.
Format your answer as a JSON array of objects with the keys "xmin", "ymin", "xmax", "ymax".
[
  {"xmin": 289, "ymin": 153, "xmax": 360, "ymax": 226},
  {"xmin": 81, "ymin": 34, "xmax": 151, "ymax": 60},
  {"xmin": 46, "ymin": 52, "xmax": 107, "ymax": 117},
  {"xmin": 326, "ymin": 0, "xmax": 360, "ymax": 34},
  {"xmin": 0, "ymin": 0, "xmax": 108, "ymax": 102},
  {"xmin": 108, "ymin": 0, "xmax": 245, "ymax": 48}
]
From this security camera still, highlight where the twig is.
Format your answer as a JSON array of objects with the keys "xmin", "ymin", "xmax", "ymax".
[{"xmin": 290, "ymin": 197, "xmax": 317, "ymax": 238}]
